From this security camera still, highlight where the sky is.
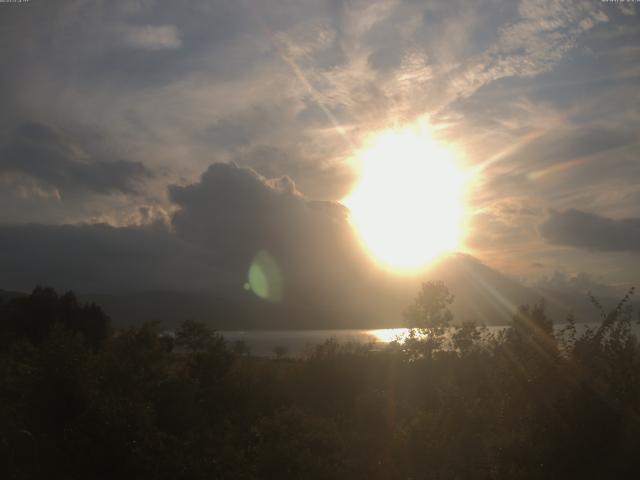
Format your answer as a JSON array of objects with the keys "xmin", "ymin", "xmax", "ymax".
[{"xmin": 0, "ymin": 0, "xmax": 639, "ymax": 320}]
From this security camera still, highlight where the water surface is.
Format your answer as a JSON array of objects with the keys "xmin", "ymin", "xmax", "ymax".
[{"xmin": 221, "ymin": 322, "xmax": 636, "ymax": 357}]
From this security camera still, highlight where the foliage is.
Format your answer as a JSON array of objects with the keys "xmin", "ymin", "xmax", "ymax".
[
  {"xmin": 1, "ymin": 284, "xmax": 640, "ymax": 479},
  {"xmin": 402, "ymin": 280, "xmax": 455, "ymax": 358},
  {"xmin": 272, "ymin": 345, "xmax": 288, "ymax": 360},
  {"xmin": 0, "ymin": 286, "xmax": 110, "ymax": 350}
]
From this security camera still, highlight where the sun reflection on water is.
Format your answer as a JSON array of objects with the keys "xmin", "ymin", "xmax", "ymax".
[{"xmin": 367, "ymin": 328, "xmax": 410, "ymax": 343}]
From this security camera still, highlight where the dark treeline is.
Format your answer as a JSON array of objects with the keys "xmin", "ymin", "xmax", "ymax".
[{"xmin": 1, "ymin": 283, "xmax": 640, "ymax": 479}]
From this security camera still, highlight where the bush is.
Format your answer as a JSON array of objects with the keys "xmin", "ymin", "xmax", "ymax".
[{"xmin": 1, "ymin": 284, "xmax": 639, "ymax": 478}]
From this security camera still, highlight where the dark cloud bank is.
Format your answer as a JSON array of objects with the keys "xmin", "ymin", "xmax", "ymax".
[
  {"xmin": 0, "ymin": 162, "xmax": 391, "ymax": 328},
  {"xmin": 2, "ymin": 160, "xmax": 627, "ymax": 328},
  {"xmin": 0, "ymin": 122, "xmax": 151, "ymax": 195},
  {"xmin": 540, "ymin": 209, "xmax": 640, "ymax": 253}
]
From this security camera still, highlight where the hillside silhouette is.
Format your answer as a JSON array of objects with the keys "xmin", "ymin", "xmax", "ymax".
[{"xmin": 60, "ymin": 255, "xmax": 633, "ymax": 329}]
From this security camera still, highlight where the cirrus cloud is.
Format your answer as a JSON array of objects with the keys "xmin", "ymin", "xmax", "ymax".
[
  {"xmin": 117, "ymin": 24, "xmax": 182, "ymax": 50},
  {"xmin": 0, "ymin": 122, "xmax": 152, "ymax": 196}
]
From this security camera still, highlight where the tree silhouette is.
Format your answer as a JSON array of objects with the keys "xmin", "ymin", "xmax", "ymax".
[
  {"xmin": 403, "ymin": 280, "xmax": 454, "ymax": 358},
  {"xmin": 2, "ymin": 283, "xmax": 640, "ymax": 478},
  {"xmin": 0, "ymin": 286, "xmax": 109, "ymax": 349},
  {"xmin": 175, "ymin": 318, "xmax": 218, "ymax": 351},
  {"xmin": 273, "ymin": 345, "xmax": 288, "ymax": 360}
]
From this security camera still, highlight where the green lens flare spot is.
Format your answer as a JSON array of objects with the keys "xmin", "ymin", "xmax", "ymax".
[{"xmin": 247, "ymin": 250, "xmax": 284, "ymax": 302}]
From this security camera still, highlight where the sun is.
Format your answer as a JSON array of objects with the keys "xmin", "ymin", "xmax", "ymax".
[{"xmin": 342, "ymin": 124, "xmax": 467, "ymax": 273}]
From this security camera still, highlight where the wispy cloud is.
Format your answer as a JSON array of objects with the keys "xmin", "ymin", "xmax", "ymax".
[
  {"xmin": 0, "ymin": 0, "xmax": 638, "ymax": 286},
  {"xmin": 117, "ymin": 24, "xmax": 182, "ymax": 50}
]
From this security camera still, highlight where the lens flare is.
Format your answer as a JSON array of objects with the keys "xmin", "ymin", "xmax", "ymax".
[{"xmin": 246, "ymin": 250, "xmax": 284, "ymax": 302}]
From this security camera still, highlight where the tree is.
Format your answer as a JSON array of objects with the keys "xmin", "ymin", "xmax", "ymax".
[
  {"xmin": 0, "ymin": 286, "xmax": 110, "ymax": 350},
  {"xmin": 403, "ymin": 281, "xmax": 454, "ymax": 331},
  {"xmin": 403, "ymin": 281, "xmax": 454, "ymax": 358},
  {"xmin": 273, "ymin": 345, "xmax": 288, "ymax": 360},
  {"xmin": 451, "ymin": 321, "xmax": 485, "ymax": 357},
  {"xmin": 231, "ymin": 339, "xmax": 250, "ymax": 357},
  {"xmin": 175, "ymin": 319, "xmax": 218, "ymax": 351}
]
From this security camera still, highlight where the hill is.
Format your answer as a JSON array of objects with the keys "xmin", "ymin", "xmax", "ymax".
[{"xmin": 76, "ymin": 254, "xmax": 630, "ymax": 329}]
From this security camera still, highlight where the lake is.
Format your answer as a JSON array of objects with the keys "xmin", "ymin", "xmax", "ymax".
[
  {"xmin": 220, "ymin": 328, "xmax": 407, "ymax": 357},
  {"xmin": 220, "ymin": 322, "xmax": 637, "ymax": 357}
]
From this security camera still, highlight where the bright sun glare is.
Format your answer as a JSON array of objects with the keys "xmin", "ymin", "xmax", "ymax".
[{"xmin": 342, "ymin": 123, "xmax": 467, "ymax": 273}]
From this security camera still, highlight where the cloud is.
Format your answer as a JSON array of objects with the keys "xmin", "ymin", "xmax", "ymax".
[
  {"xmin": 468, "ymin": 198, "xmax": 543, "ymax": 251},
  {"xmin": 1, "ymin": 161, "xmax": 349, "ymax": 293},
  {"xmin": 169, "ymin": 163, "xmax": 306, "ymax": 262},
  {"xmin": 168, "ymin": 163, "xmax": 367, "ymax": 296},
  {"xmin": 532, "ymin": 270, "xmax": 620, "ymax": 297},
  {"xmin": 232, "ymin": 144, "xmax": 354, "ymax": 200},
  {"xmin": 2, "ymin": 159, "xmax": 634, "ymax": 327},
  {"xmin": 117, "ymin": 24, "xmax": 182, "ymax": 50},
  {"xmin": 0, "ymin": 122, "xmax": 152, "ymax": 197},
  {"xmin": 469, "ymin": 116, "xmax": 640, "ymax": 220},
  {"xmin": 0, "ymin": 0, "xmax": 638, "ymax": 289},
  {"xmin": 443, "ymin": 0, "xmax": 609, "ymax": 104},
  {"xmin": 540, "ymin": 209, "xmax": 640, "ymax": 253},
  {"xmin": 0, "ymin": 162, "xmax": 392, "ymax": 324},
  {"xmin": 0, "ymin": 223, "xmax": 222, "ymax": 293},
  {"xmin": 197, "ymin": 104, "xmax": 294, "ymax": 149}
]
